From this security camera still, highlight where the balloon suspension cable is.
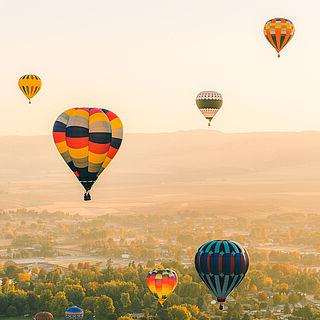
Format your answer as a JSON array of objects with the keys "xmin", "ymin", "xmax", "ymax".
[
  {"xmin": 219, "ymin": 303, "xmax": 223, "ymax": 310},
  {"xmin": 84, "ymin": 191, "xmax": 91, "ymax": 201}
]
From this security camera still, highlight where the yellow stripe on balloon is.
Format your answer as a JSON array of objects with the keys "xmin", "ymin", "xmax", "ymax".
[
  {"xmin": 69, "ymin": 147, "xmax": 88, "ymax": 159},
  {"xmin": 65, "ymin": 108, "xmax": 76, "ymax": 117},
  {"xmin": 55, "ymin": 141, "xmax": 68, "ymax": 154},
  {"xmin": 72, "ymin": 109, "xmax": 89, "ymax": 119},
  {"xmin": 110, "ymin": 118, "xmax": 123, "ymax": 129},
  {"xmin": 88, "ymin": 152, "xmax": 107, "ymax": 164},
  {"xmin": 101, "ymin": 157, "xmax": 112, "ymax": 169},
  {"xmin": 89, "ymin": 112, "xmax": 108, "ymax": 123}
]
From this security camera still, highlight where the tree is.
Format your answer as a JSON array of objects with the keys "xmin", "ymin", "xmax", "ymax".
[
  {"xmin": 120, "ymin": 292, "xmax": 131, "ymax": 309},
  {"xmin": 7, "ymin": 305, "xmax": 18, "ymax": 317},
  {"xmin": 9, "ymin": 290, "xmax": 27, "ymax": 314},
  {"xmin": 223, "ymin": 303, "xmax": 243, "ymax": 320},
  {"xmin": 167, "ymin": 305, "xmax": 192, "ymax": 320},
  {"xmin": 50, "ymin": 291, "xmax": 68, "ymax": 317},
  {"xmin": 117, "ymin": 316, "xmax": 133, "ymax": 320},
  {"xmin": 18, "ymin": 272, "xmax": 31, "ymax": 282},
  {"xmin": 0, "ymin": 295, "xmax": 9, "ymax": 315},
  {"xmin": 94, "ymin": 295, "xmax": 115, "ymax": 319},
  {"xmin": 82, "ymin": 296, "xmax": 97, "ymax": 312},
  {"xmin": 40, "ymin": 289, "xmax": 53, "ymax": 311},
  {"xmin": 27, "ymin": 292, "xmax": 40, "ymax": 313},
  {"xmin": 64, "ymin": 284, "xmax": 85, "ymax": 305},
  {"xmin": 83, "ymin": 310, "xmax": 95, "ymax": 320}
]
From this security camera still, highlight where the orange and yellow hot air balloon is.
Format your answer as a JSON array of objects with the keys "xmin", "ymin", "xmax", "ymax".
[
  {"xmin": 18, "ymin": 74, "xmax": 42, "ymax": 104},
  {"xmin": 146, "ymin": 268, "xmax": 178, "ymax": 307},
  {"xmin": 52, "ymin": 107, "xmax": 123, "ymax": 201},
  {"xmin": 263, "ymin": 18, "xmax": 295, "ymax": 57}
]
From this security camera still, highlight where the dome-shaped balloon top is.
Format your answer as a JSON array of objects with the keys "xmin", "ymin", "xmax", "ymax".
[
  {"xmin": 34, "ymin": 312, "xmax": 54, "ymax": 320},
  {"xmin": 65, "ymin": 306, "xmax": 84, "ymax": 319},
  {"xmin": 196, "ymin": 91, "xmax": 223, "ymax": 101}
]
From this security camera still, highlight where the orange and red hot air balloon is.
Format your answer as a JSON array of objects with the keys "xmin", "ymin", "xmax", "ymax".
[
  {"xmin": 146, "ymin": 268, "xmax": 178, "ymax": 307},
  {"xmin": 264, "ymin": 18, "xmax": 295, "ymax": 57}
]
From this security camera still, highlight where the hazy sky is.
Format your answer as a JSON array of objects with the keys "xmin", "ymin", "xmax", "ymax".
[{"xmin": 0, "ymin": 0, "xmax": 318, "ymax": 135}]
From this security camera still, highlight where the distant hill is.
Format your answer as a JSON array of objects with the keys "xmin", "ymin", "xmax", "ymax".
[{"xmin": 1, "ymin": 131, "xmax": 320, "ymax": 215}]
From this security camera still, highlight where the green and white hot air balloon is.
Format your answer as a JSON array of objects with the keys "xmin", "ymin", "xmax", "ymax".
[{"xmin": 196, "ymin": 91, "xmax": 223, "ymax": 126}]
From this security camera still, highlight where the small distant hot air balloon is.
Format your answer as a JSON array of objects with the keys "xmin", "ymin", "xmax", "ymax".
[
  {"xmin": 196, "ymin": 91, "xmax": 223, "ymax": 126},
  {"xmin": 34, "ymin": 312, "xmax": 54, "ymax": 320},
  {"xmin": 264, "ymin": 18, "xmax": 295, "ymax": 57},
  {"xmin": 53, "ymin": 107, "xmax": 123, "ymax": 201},
  {"xmin": 195, "ymin": 240, "xmax": 249, "ymax": 310},
  {"xmin": 18, "ymin": 74, "xmax": 42, "ymax": 104},
  {"xmin": 65, "ymin": 306, "xmax": 84, "ymax": 320},
  {"xmin": 146, "ymin": 268, "xmax": 178, "ymax": 307}
]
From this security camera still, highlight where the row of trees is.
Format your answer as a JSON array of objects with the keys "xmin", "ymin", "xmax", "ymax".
[{"xmin": 0, "ymin": 259, "xmax": 316, "ymax": 319}]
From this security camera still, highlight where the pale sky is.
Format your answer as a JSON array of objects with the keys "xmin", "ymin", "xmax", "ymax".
[{"xmin": 0, "ymin": 0, "xmax": 318, "ymax": 135}]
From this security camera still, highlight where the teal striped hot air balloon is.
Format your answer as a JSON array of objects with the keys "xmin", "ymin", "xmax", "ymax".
[{"xmin": 195, "ymin": 240, "xmax": 250, "ymax": 310}]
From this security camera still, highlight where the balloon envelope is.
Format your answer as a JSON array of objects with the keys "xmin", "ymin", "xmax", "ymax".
[
  {"xmin": 195, "ymin": 240, "xmax": 249, "ymax": 309},
  {"xmin": 53, "ymin": 107, "xmax": 123, "ymax": 200},
  {"xmin": 18, "ymin": 74, "xmax": 42, "ymax": 103},
  {"xmin": 146, "ymin": 268, "xmax": 178, "ymax": 306},
  {"xmin": 65, "ymin": 306, "xmax": 84, "ymax": 320},
  {"xmin": 34, "ymin": 312, "xmax": 54, "ymax": 320},
  {"xmin": 196, "ymin": 91, "xmax": 223, "ymax": 126},
  {"xmin": 264, "ymin": 18, "xmax": 295, "ymax": 57}
]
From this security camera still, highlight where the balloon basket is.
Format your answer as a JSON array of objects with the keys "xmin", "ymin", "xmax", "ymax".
[{"xmin": 84, "ymin": 191, "xmax": 91, "ymax": 201}]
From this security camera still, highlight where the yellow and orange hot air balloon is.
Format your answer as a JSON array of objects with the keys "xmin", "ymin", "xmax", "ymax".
[
  {"xmin": 146, "ymin": 268, "xmax": 178, "ymax": 307},
  {"xmin": 18, "ymin": 74, "xmax": 42, "ymax": 103},
  {"xmin": 52, "ymin": 107, "xmax": 123, "ymax": 201},
  {"xmin": 263, "ymin": 18, "xmax": 295, "ymax": 57}
]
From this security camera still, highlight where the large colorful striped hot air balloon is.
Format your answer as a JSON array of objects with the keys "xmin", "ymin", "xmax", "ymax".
[
  {"xmin": 65, "ymin": 306, "xmax": 84, "ymax": 320},
  {"xmin": 264, "ymin": 18, "xmax": 295, "ymax": 57},
  {"xmin": 146, "ymin": 268, "xmax": 178, "ymax": 307},
  {"xmin": 196, "ymin": 91, "xmax": 223, "ymax": 126},
  {"xmin": 53, "ymin": 107, "xmax": 123, "ymax": 201},
  {"xmin": 18, "ymin": 74, "xmax": 42, "ymax": 104},
  {"xmin": 195, "ymin": 240, "xmax": 250, "ymax": 310}
]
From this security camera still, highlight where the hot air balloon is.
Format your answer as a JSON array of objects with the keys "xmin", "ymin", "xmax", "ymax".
[
  {"xmin": 53, "ymin": 107, "xmax": 123, "ymax": 201},
  {"xmin": 34, "ymin": 312, "xmax": 54, "ymax": 320},
  {"xmin": 146, "ymin": 268, "xmax": 178, "ymax": 307},
  {"xmin": 65, "ymin": 306, "xmax": 84, "ymax": 320},
  {"xmin": 196, "ymin": 91, "xmax": 223, "ymax": 126},
  {"xmin": 264, "ymin": 18, "xmax": 295, "ymax": 57},
  {"xmin": 18, "ymin": 74, "xmax": 42, "ymax": 104},
  {"xmin": 195, "ymin": 240, "xmax": 249, "ymax": 310}
]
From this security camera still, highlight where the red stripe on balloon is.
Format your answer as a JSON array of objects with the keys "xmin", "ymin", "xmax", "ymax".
[
  {"xmin": 218, "ymin": 254, "xmax": 222, "ymax": 273},
  {"xmin": 89, "ymin": 108, "xmax": 103, "ymax": 115},
  {"xmin": 66, "ymin": 137, "xmax": 88, "ymax": 149},
  {"xmin": 107, "ymin": 146, "xmax": 118, "ymax": 159},
  {"xmin": 230, "ymin": 254, "xmax": 234, "ymax": 274},
  {"xmin": 106, "ymin": 111, "xmax": 118, "ymax": 121},
  {"xmin": 53, "ymin": 132, "xmax": 66, "ymax": 143},
  {"xmin": 207, "ymin": 253, "xmax": 211, "ymax": 273},
  {"xmin": 240, "ymin": 254, "xmax": 244, "ymax": 273},
  {"xmin": 89, "ymin": 142, "xmax": 110, "ymax": 154}
]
